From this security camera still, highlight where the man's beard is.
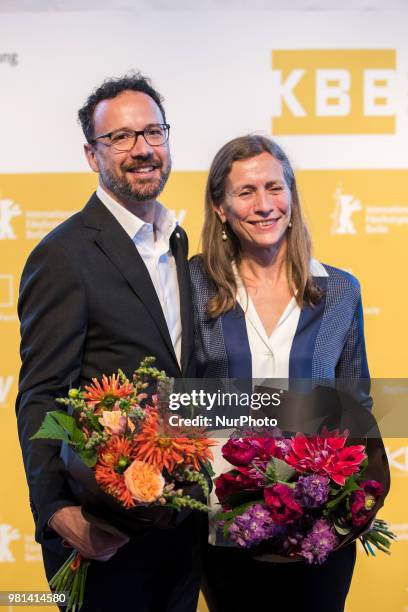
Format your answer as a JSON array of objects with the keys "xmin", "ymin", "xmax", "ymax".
[{"xmin": 100, "ymin": 158, "xmax": 171, "ymax": 203}]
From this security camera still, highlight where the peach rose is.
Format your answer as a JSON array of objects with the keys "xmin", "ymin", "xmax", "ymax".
[
  {"xmin": 124, "ymin": 460, "xmax": 165, "ymax": 503},
  {"xmin": 98, "ymin": 410, "xmax": 135, "ymax": 435}
]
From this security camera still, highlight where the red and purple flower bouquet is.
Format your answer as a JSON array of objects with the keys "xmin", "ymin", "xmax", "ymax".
[{"xmin": 215, "ymin": 428, "xmax": 394, "ymax": 564}]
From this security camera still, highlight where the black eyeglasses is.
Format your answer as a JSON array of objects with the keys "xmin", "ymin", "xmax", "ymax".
[{"xmin": 90, "ymin": 123, "xmax": 170, "ymax": 151}]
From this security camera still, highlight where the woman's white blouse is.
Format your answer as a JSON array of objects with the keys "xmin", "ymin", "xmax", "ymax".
[{"xmin": 235, "ymin": 275, "xmax": 301, "ymax": 380}]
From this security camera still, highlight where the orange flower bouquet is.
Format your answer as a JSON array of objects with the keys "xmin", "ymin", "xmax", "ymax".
[{"xmin": 32, "ymin": 357, "xmax": 215, "ymax": 611}]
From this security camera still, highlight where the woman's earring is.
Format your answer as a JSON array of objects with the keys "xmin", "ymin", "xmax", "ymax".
[
  {"xmin": 222, "ymin": 224, "xmax": 228, "ymax": 241},
  {"xmin": 288, "ymin": 221, "xmax": 292, "ymax": 228}
]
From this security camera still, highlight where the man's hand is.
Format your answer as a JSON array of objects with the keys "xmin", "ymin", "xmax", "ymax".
[{"xmin": 49, "ymin": 506, "xmax": 129, "ymax": 561}]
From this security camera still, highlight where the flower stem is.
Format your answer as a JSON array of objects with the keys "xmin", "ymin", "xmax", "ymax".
[{"xmin": 49, "ymin": 550, "xmax": 88, "ymax": 611}]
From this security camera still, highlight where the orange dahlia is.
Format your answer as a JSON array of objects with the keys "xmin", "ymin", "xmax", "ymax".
[
  {"xmin": 134, "ymin": 409, "xmax": 215, "ymax": 473},
  {"xmin": 84, "ymin": 374, "xmax": 134, "ymax": 410},
  {"xmin": 94, "ymin": 435, "xmax": 139, "ymax": 508}
]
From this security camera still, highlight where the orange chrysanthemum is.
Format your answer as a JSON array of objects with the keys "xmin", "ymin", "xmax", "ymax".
[
  {"xmin": 94, "ymin": 435, "xmax": 139, "ymax": 508},
  {"xmin": 183, "ymin": 437, "xmax": 215, "ymax": 471},
  {"xmin": 84, "ymin": 374, "xmax": 134, "ymax": 409},
  {"xmin": 134, "ymin": 409, "xmax": 215, "ymax": 473}
]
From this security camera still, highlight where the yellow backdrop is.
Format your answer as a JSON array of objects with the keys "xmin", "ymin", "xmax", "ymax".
[{"xmin": 0, "ymin": 169, "xmax": 407, "ymax": 611}]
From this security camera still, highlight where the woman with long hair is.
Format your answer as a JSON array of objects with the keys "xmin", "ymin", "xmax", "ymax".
[{"xmin": 190, "ymin": 135, "xmax": 371, "ymax": 612}]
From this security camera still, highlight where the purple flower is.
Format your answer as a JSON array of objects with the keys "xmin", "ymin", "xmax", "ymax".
[
  {"xmin": 228, "ymin": 504, "xmax": 278, "ymax": 548},
  {"xmin": 294, "ymin": 475, "xmax": 330, "ymax": 508},
  {"xmin": 300, "ymin": 519, "xmax": 338, "ymax": 564}
]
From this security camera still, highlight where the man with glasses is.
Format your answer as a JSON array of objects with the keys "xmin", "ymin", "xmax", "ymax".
[{"xmin": 17, "ymin": 73, "xmax": 200, "ymax": 611}]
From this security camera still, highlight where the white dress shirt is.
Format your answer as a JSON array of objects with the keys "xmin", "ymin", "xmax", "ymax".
[{"xmin": 96, "ymin": 185, "xmax": 182, "ymax": 366}]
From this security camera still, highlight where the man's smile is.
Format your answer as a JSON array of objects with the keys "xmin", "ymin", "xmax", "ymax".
[{"xmin": 124, "ymin": 163, "xmax": 160, "ymax": 177}]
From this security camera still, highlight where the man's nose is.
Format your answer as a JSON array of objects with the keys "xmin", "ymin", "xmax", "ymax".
[{"xmin": 129, "ymin": 133, "xmax": 153, "ymax": 157}]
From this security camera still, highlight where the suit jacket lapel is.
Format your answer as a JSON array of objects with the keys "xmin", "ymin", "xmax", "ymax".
[
  {"xmin": 170, "ymin": 229, "xmax": 194, "ymax": 377},
  {"xmin": 81, "ymin": 194, "xmax": 178, "ymax": 367},
  {"xmin": 289, "ymin": 276, "xmax": 328, "ymax": 380}
]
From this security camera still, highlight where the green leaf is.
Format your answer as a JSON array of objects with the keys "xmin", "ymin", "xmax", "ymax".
[
  {"xmin": 85, "ymin": 410, "xmax": 102, "ymax": 431},
  {"xmin": 31, "ymin": 410, "xmax": 85, "ymax": 450},
  {"xmin": 358, "ymin": 457, "xmax": 369, "ymax": 476},
  {"xmin": 51, "ymin": 411, "xmax": 85, "ymax": 447},
  {"xmin": 273, "ymin": 458, "xmax": 296, "ymax": 482},
  {"xmin": 78, "ymin": 448, "xmax": 97, "ymax": 467},
  {"xmin": 330, "ymin": 486, "xmax": 341, "ymax": 496},
  {"xmin": 30, "ymin": 412, "xmax": 72, "ymax": 443},
  {"xmin": 326, "ymin": 490, "xmax": 349, "ymax": 509},
  {"xmin": 326, "ymin": 476, "xmax": 360, "ymax": 509},
  {"xmin": 71, "ymin": 426, "xmax": 85, "ymax": 447},
  {"xmin": 264, "ymin": 460, "xmax": 277, "ymax": 483},
  {"xmin": 216, "ymin": 510, "xmax": 234, "ymax": 522},
  {"xmin": 339, "ymin": 475, "xmax": 360, "ymax": 493},
  {"xmin": 215, "ymin": 500, "xmax": 256, "ymax": 523},
  {"xmin": 202, "ymin": 460, "xmax": 215, "ymax": 478}
]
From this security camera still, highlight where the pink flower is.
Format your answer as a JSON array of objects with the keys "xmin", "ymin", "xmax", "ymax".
[
  {"xmin": 215, "ymin": 469, "xmax": 260, "ymax": 506},
  {"xmin": 98, "ymin": 410, "xmax": 135, "ymax": 435},
  {"xmin": 350, "ymin": 480, "xmax": 384, "ymax": 527},
  {"xmin": 264, "ymin": 483, "xmax": 303, "ymax": 525},
  {"xmin": 284, "ymin": 430, "xmax": 366, "ymax": 486}
]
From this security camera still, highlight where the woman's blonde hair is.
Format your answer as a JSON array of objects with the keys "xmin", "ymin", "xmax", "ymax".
[{"xmin": 201, "ymin": 134, "xmax": 322, "ymax": 317}]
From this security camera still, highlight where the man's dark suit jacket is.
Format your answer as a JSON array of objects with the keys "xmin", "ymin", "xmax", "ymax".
[{"xmin": 16, "ymin": 193, "xmax": 196, "ymax": 543}]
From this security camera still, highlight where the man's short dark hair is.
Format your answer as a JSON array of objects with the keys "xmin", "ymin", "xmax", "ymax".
[{"xmin": 78, "ymin": 71, "xmax": 166, "ymax": 143}]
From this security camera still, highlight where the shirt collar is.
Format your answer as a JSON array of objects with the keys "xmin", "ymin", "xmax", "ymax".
[
  {"xmin": 310, "ymin": 258, "xmax": 329, "ymax": 277},
  {"xmin": 96, "ymin": 185, "xmax": 177, "ymax": 245}
]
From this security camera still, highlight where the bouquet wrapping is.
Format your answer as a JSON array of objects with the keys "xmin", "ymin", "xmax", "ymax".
[{"xmin": 60, "ymin": 442, "xmax": 207, "ymax": 535}]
